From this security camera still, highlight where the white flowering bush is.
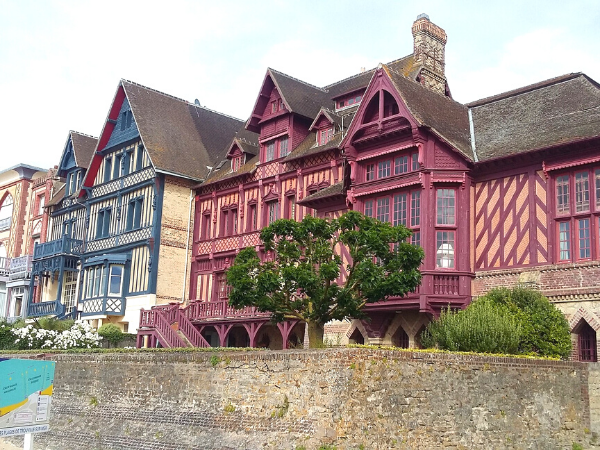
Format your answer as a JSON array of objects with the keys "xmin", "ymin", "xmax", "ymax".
[{"xmin": 12, "ymin": 320, "xmax": 100, "ymax": 350}]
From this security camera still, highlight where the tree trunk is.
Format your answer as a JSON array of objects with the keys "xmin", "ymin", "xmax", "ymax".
[{"xmin": 307, "ymin": 321, "xmax": 325, "ymax": 348}]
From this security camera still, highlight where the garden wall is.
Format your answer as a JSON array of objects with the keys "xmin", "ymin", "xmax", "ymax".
[{"xmin": 6, "ymin": 349, "xmax": 599, "ymax": 450}]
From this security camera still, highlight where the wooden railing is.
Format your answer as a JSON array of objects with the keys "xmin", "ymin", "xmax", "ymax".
[
  {"xmin": 0, "ymin": 257, "xmax": 9, "ymax": 277},
  {"xmin": 33, "ymin": 236, "xmax": 83, "ymax": 260},
  {"xmin": 177, "ymin": 310, "xmax": 210, "ymax": 347},
  {"xmin": 183, "ymin": 299, "xmax": 270, "ymax": 321},
  {"xmin": 9, "ymin": 255, "xmax": 32, "ymax": 280},
  {"xmin": 28, "ymin": 300, "xmax": 63, "ymax": 317},
  {"xmin": 139, "ymin": 309, "xmax": 186, "ymax": 348},
  {"xmin": 432, "ymin": 275, "xmax": 460, "ymax": 295}
]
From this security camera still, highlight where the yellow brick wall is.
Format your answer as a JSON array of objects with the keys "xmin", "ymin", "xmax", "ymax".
[{"xmin": 155, "ymin": 177, "xmax": 194, "ymax": 305}]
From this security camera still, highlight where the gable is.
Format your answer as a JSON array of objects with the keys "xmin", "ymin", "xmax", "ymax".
[
  {"xmin": 313, "ymin": 115, "xmax": 333, "ymax": 130},
  {"xmin": 247, "ymin": 73, "xmax": 277, "ymax": 132},
  {"xmin": 58, "ymin": 139, "xmax": 77, "ymax": 177},
  {"xmin": 105, "ymin": 97, "xmax": 140, "ymax": 151}
]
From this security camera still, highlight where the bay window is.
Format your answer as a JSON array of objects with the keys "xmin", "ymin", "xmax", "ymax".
[
  {"xmin": 435, "ymin": 188, "xmax": 456, "ymax": 269},
  {"xmin": 365, "ymin": 189, "xmax": 421, "ymax": 245}
]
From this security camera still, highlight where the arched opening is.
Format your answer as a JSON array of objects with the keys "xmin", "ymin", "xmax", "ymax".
[
  {"xmin": 286, "ymin": 322, "xmax": 305, "ymax": 349},
  {"xmin": 362, "ymin": 92, "xmax": 380, "ymax": 124},
  {"xmin": 227, "ymin": 325, "xmax": 250, "ymax": 348},
  {"xmin": 0, "ymin": 194, "xmax": 13, "ymax": 230},
  {"xmin": 391, "ymin": 326, "xmax": 410, "ymax": 348},
  {"xmin": 256, "ymin": 324, "xmax": 283, "ymax": 349},
  {"xmin": 414, "ymin": 325, "xmax": 428, "ymax": 349},
  {"xmin": 578, "ymin": 321, "xmax": 597, "ymax": 362},
  {"xmin": 383, "ymin": 90, "xmax": 399, "ymax": 118},
  {"xmin": 201, "ymin": 325, "xmax": 220, "ymax": 347},
  {"xmin": 348, "ymin": 328, "xmax": 365, "ymax": 345}
]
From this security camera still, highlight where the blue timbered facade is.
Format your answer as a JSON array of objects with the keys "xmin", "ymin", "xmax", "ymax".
[{"xmin": 27, "ymin": 80, "xmax": 243, "ymax": 333}]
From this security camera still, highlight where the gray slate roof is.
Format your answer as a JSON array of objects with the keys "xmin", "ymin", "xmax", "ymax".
[
  {"xmin": 123, "ymin": 80, "xmax": 244, "ymax": 181},
  {"xmin": 70, "ymin": 132, "xmax": 98, "ymax": 168},
  {"xmin": 468, "ymin": 73, "xmax": 600, "ymax": 161}
]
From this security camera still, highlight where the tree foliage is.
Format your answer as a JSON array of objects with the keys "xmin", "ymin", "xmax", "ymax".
[
  {"xmin": 98, "ymin": 323, "xmax": 124, "ymax": 347},
  {"xmin": 226, "ymin": 211, "xmax": 423, "ymax": 347},
  {"xmin": 420, "ymin": 298, "xmax": 521, "ymax": 354}
]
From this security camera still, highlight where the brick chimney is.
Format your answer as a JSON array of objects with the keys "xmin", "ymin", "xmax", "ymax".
[{"xmin": 412, "ymin": 14, "xmax": 447, "ymax": 95}]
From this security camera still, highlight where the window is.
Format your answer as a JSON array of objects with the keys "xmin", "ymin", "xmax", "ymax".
[
  {"xmin": 221, "ymin": 210, "xmax": 229, "ymax": 236},
  {"xmin": 558, "ymin": 221, "xmax": 570, "ymax": 261},
  {"xmin": 278, "ymin": 99, "xmax": 284, "ymax": 111},
  {"xmin": 366, "ymin": 164, "xmax": 375, "ymax": 181},
  {"xmin": 96, "ymin": 208, "xmax": 111, "ymax": 239},
  {"xmin": 109, "ymin": 265, "xmax": 124, "ymax": 296},
  {"xmin": 376, "ymin": 198, "xmax": 390, "ymax": 223},
  {"xmin": 286, "ymin": 195, "xmax": 296, "ymax": 220},
  {"xmin": 113, "ymin": 154, "xmax": 122, "ymax": 179},
  {"xmin": 318, "ymin": 128, "xmax": 333, "ymax": 146},
  {"xmin": 436, "ymin": 231, "xmax": 455, "ymax": 268},
  {"xmin": 0, "ymin": 194, "xmax": 13, "ymax": 231},
  {"xmin": 122, "ymin": 151, "xmax": 131, "ymax": 176},
  {"xmin": 436, "ymin": 189, "xmax": 456, "ymax": 225},
  {"xmin": 575, "ymin": 172, "xmax": 590, "ymax": 212},
  {"xmin": 62, "ymin": 271, "xmax": 78, "ymax": 314},
  {"xmin": 578, "ymin": 218, "xmax": 591, "ymax": 259},
  {"xmin": 232, "ymin": 156, "xmax": 242, "ymax": 172},
  {"xmin": 271, "ymin": 101, "xmax": 277, "ymax": 114},
  {"xmin": 393, "ymin": 193, "xmax": 407, "ymax": 226},
  {"xmin": 412, "ymin": 153, "xmax": 419, "ymax": 171},
  {"xmin": 378, "ymin": 161, "xmax": 391, "ymax": 179},
  {"xmin": 37, "ymin": 194, "xmax": 45, "ymax": 216},
  {"xmin": 579, "ymin": 322, "xmax": 597, "ymax": 362},
  {"xmin": 267, "ymin": 201, "xmax": 279, "ymax": 225},
  {"xmin": 217, "ymin": 273, "xmax": 231, "ymax": 299},
  {"xmin": 201, "ymin": 213, "xmax": 211, "ymax": 240},
  {"xmin": 136, "ymin": 145, "xmax": 144, "ymax": 171},
  {"xmin": 556, "ymin": 175, "xmax": 570, "ymax": 214},
  {"xmin": 279, "ymin": 137, "xmax": 289, "ymax": 157},
  {"xmin": 126, "ymin": 198, "xmax": 143, "ymax": 231},
  {"xmin": 395, "ymin": 156, "xmax": 408, "ymax": 175},
  {"xmin": 104, "ymin": 157, "xmax": 112, "ymax": 183},
  {"xmin": 248, "ymin": 204, "xmax": 258, "ymax": 231},
  {"xmin": 231, "ymin": 208, "xmax": 238, "ymax": 235},
  {"xmin": 266, "ymin": 141, "xmax": 275, "ymax": 162},
  {"xmin": 411, "ymin": 191, "xmax": 421, "ymax": 227}
]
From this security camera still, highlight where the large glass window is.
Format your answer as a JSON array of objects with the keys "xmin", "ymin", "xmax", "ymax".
[
  {"xmin": 578, "ymin": 218, "xmax": 591, "ymax": 259},
  {"xmin": 267, "ymin": 201, "xmax": 279, "ymax": 225},
  {"xmin": 436, "ymin": 189, "xmax": 456, "ymax": 225},
  {"xmin": 575, "ymin": 172, "xmax": 590, "ymax": 212},
  {"xmin": 265, "ymin": 141, "xmax": 275, "ymax": 162},
  {"xmin": 109, "ymin": 265, "xmax": 124, "ymax": 296},
  {"xmin": 376, "ymin": 198, "xmax": 390, "ymax": 223},
  {"xmin": 556, "ymin": 175, "xmax": 570, "ymax": 214},
  {"xmin": 436, "ymin": 231, "xmax": 455, "ymax": 269},
  {"xmin": 558, "ymin": 221, "xmax": 571, "ymax": 261},
  {"xmin": 378, "ymin": 161, "xmax": 391, "ymax": 179}
]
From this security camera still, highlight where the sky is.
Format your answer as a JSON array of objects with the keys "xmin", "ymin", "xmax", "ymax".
[{"xmin": 1, "ymin": 0, "xmax": 599, "ymax": 170}]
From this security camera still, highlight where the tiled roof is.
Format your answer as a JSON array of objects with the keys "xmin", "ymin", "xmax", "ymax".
[
  {"xmin": 123, "ymin": 80, "xmax": 244, "ymax": 181},
  {"xmin": 203, "ymin": 155, "xmax": 259, "ymax": 185},
  {"xmin": 385, "ymin": 66, "xmax": 472, "ymax": 160},
  {"xmin": 269, "ymin": 69, "xmax": 334, "ymax": 120},
  {"xmin": 283, "ymin": 133, "xmax": 342, "ymax": 162},
  {"xmin": 298, "ymin": 182, "xmax": 345, "ymax": 205},
  {"xmin": 469, "ymin": 74, "xmax": 600, "ymax": 162},
  {"xmin": 70, "ymin": 131, "xmax": 98, "ymax": 168},
  {"xmin": 46, "ymin": 184, "xmax": 65, "ymax": 207}
]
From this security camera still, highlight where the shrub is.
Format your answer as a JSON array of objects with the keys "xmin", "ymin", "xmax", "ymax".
[
  {"xmin": 35, "ymin": 317, "xmax": 75, "ymax": 332},
  {"xmin": 97, "ymin": 323, "xmax": 124, "ymax": 347},
  {"xmin": 482, "ymin": 287, "xmax": 571, "ymax": 358},
  {"xmin": 12, "ymin": 320, "xmax": 100, "ymax": 350},
  {"xmin": 0, "ymin": 320, "xmax": 17, "ymax": 350},
  {"xmin": 421, "ymin": 298, "xmax": 521, "ymax": 354}
]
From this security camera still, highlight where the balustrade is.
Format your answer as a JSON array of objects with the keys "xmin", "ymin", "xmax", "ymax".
[
  {"xmin": 0, "ymin": 257, "xmax": 9, "ymax": 277},
  {"xmin": 28, "ymin": 300, "xmax": 61, "ymax": 317},
  {"xmin": 432, "ymin": 275, "xmax": 460, "ymax": 295},
  {"xmin": 184, "ymin": 299, "xmax": 269, "ymax": 321},
  {"xmin": 33, "ymin": 236, "xmax": 83, "ymax": 260},
  {"xmin": 80, "ymin": 296, "xmax": 125, "ymax": 316},
  {"xmin": 9, "ymin": 255, "xmax": 32, "ymax": 280}
]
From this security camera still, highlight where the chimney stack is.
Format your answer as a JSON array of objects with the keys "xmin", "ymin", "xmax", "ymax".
[{"xmin": 412, "ymin": 14, "xmax": 447, "ymax": 95}]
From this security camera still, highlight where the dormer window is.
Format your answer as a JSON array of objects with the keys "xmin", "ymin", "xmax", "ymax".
[
  {"xmin": 263, "ymin": 136, "xmax": 289, "ymax": 162},
  {"xmin": 232, "ymin": 156, "xmax": 243, "ymax": 172},
  {"xmin": 336, "ymin": 95, "xmax": 363, "ymax": 111},
  {"xmin": 271, "ymin": 102, "xmax": 277, "ymax": 114},
  {"xmin": 318, "ymin": 128, "xmax": 333, "ymax": 146}
]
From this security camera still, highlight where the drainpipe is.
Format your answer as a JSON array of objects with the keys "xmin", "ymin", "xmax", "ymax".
[{"xmin": 181, "ymin": 190, "xmax": 194, "ymax": 303}]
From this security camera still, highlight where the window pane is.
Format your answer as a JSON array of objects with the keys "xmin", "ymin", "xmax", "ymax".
[
  {"xmin": 436, "ymin": 231, "xmax": 455, "ymax": 268},
  {"xmin": 411, "ymin": 191, "xmax": 420, "ymax": 227},
  {"xmin": 412, "ymin": 153, "xmax": 419, "ymax": 171},
  {"xmin": 436, "ymin": 189, "xmax": 456, "ymax": 225},
  {"xmin": 393, "ymin": 193, "xmax": 407, "ymax": 226},
  {"xmin": 411, "ymin": 231, "xmax": 420, "ymax": 247},
  {"xmin": 558, "ymin": 221, "xmax": 570, "ymax": 261},
  {"xmin": 556, "ymin": 175, "xmax": 570, "ymax": 214},
  {"xmin": 109, "ymin": 265, "xmax": 123, "ymax": 295},
  {"xmin": 364, "ymin": 200, "xmax": 373, "ymax": 218},
  {"xmin": 578, "ymin": 218, "xmax": 591, "ymax": 259},
  {"xmin": 93, "ymin": 267, "xmax": 102, "ymax": 297},
  {"xmin": 279, "ymin": 137, "xmax": 289, "ymax": 156},
  {"xmin": 366, "ymin": 164, "xmax": 375, "ymax": 181},
  {"xmin": 268, "ymin": 201, "xmax": 279, "ymax": 224},
  {"xmin": 266, "ymin": 142, "xmax": 275, "ymax": 161},
  {"xmin": 377, "ymin": 198, "xmax": 390, "ymax": 222},
  {"xmin": 575, "ymin": 172, "xmax": 590, "ymax": 212}
]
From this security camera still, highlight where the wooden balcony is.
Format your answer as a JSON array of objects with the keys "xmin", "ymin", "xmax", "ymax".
[
  {"xmin": 0, "ymin": 257, "xmax": 9, "ymax": 278},
  {"xmin": 28, "ymin": 300, "xmax": 63, "ymax": 317},
  {"xmin": 9, "ymin": 255, "xmax": 32, "ymax": 281},
  {"xmin": 80, "ymin": 296, "xmax": 126, "ymax": 317},
  {"xmin": 184, "ymin": 299, "xmax": 270, "ymax": 322},
  {"xmin": 33, "ymin": 236, "xmax": 83, "ymax": 260}
]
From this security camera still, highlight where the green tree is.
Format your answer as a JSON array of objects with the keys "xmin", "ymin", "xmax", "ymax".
[
  {"xmin": 482, "ymin": 286, "xmax": 572, "ymax": 358},
  {"xmin": 226, "ymin": 212, "xmax": 423, "ymax": 347},
  {"xmin": 97, "ymin": 323, "xmax": 124, "ymax": 348}
]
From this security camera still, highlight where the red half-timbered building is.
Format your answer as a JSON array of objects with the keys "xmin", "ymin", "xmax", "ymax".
[{"xmin": 137, "ymin": 14, "xmax": 600, "ymax": 360}]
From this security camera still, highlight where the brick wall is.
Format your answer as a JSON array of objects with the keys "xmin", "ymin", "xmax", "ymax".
[{"xmin": 6, "ymin": 349, "xmax": 597, "ymax": 450}]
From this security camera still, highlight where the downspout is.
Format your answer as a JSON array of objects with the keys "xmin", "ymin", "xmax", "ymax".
[
  {"xmin": 468, "ymin": 108, "xmax": 479, "ymax": 163},
  {"xmin": 181, "ymin": 189, "xmax": 194, "ymax": 303}
]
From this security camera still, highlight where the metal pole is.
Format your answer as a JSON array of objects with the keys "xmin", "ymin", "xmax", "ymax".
[{"xmin": 23, "ymin": 433, "xmax": 33, "ymax": 450}]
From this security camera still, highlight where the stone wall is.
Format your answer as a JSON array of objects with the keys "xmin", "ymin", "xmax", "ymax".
[{"xmin": 7, "ymin": 349, "xmax": 598, "ymax": 450}]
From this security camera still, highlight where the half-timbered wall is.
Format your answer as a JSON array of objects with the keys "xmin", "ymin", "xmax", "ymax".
[
  {"xmin": 49, "ymin": 207, "xmax": 86, "ymax": 242},
  {"xmin": 474, "ymin": 169, "xmax": 548, "ymax": 270},
  {"xmin": 92, "ymin": 141, "xmax": 150, "ymax": 187}
]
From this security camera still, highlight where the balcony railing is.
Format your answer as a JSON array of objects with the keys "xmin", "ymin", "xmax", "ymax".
[
  {"xmin": 9, "ymin": 255, "xmax": 32, "ymax": 281},
  {"xmin": 0, "ymin": 257, "xmax": 9, "ymax": 277},
  {"xmin": 33, "ymin": 236, "xmax": 84, "ymax": 260},
  {"xmin": 183, "ymin": 299, "xmax": 270, "ymax": 321},
  {"xmin": 0, "ymin": 217, "xmax": 11, "ymax": 232},
  {"xmin": 80, "ymin": 296, "xmax": 126, "ymax": 317},
  {"xmin": 28, "ymin": 300, "xmax": 63, "ymax": 318}
]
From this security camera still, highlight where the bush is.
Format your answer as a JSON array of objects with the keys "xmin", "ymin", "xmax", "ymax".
[
  {"xmin": 0, "ymin": 320, "xmax": 17, "ymax": 350},
  {"xmin": 421, "ymin": 298, "xmax": 521, "ymax": 354},
  {"xmin": 35, "ymin": 317, "xmax": 75, "ymax": 332},
  {"xmin": 482, "ymin": 287, "xmax": 571, "ymax": 359},
  {"xmin": 98, "ymin": 323, "xmax": 124, "ymax": 347},
  {"xmin": 12, "ymin": 320, "xmax": 100, "ymax": 350}
]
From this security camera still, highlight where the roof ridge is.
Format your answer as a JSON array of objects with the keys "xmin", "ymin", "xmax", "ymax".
[
  {"xmin": 466, "ymin": 73, "xmax": 584, "ymax": 107},
  {"xmin": 268, "ymin": 68, "xmax": 327, "ymax": 93},
  {"xmin": 70, "ymin": 130, "xmax": 98, "ymax": 140},
  {"xmin": 121, "ymin": 78, "xmax": 244, "ymax": 122},
  {"xmin": 322, "ymin": 54, "xmax": 412, "ymax": 89},
  {"xmin": 237, "ymin": 137, "xmax": 258, "ymax": 146}
]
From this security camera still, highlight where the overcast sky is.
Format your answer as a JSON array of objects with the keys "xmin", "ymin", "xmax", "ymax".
[{"xmin": 1, "ymin": 0, "xmax": 599, "ymax": 170}]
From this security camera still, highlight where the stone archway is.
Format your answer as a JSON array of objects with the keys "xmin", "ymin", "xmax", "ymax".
[{"xmin": 569, "ymin": 308, "xmax": 600, "ymax": 362}]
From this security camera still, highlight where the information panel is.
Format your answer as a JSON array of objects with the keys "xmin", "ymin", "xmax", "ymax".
[{"xmin": 0, "ymin": 359, "xmax": 55, "ymax": 437}]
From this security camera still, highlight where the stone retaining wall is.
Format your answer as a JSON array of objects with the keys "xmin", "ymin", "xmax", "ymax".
[{"xmin": 6, "ymin": 349, "xmax": 599, "ymax": 449}]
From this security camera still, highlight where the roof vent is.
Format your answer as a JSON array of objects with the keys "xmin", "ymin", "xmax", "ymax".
[
  {"xmin": 194, "ymin": 99, "xmax": 201, "ymax": 106},
  {"xmin": 417, "ymin": 13, "xmax": 429, "ymax": 20}
]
